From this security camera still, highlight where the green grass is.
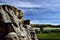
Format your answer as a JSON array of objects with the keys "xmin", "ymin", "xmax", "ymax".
[{"xmin": 36, "ymin": 32, "xmax": 60, "ymax": 40}]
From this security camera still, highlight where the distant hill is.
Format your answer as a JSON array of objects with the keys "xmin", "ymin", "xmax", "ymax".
[{"xmin": 31, "ymin": 24, "xmax": 60, "ymax": 28}]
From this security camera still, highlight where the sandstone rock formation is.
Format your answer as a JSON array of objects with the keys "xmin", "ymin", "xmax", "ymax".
[{"xmin": 0, "ymin": 5, "xmax": 38, "ymax": 40}]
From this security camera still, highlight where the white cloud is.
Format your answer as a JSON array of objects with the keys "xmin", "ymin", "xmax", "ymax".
[
  {"xmin": 30, "ymin": 20, "xmax": 40, "ymax": 24},
  {"xmin": 0, "ymin": 0, "xmax": 41, "ymax": 8},
  {"xmin": 30, "ymin": 19, "xmax": 60, "ymax": 25},
  {"xmin": 1, "ymin": 0, "xmax": 60, "ymax": 8}
]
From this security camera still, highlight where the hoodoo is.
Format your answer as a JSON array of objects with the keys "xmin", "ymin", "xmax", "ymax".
[{"xmin": 0, "ymin": 5, "xmax": 38, "ymax": 40}]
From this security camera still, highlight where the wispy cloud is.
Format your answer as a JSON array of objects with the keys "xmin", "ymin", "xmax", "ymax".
[
  {"xmin": 1, "ymin": 0, "xmax": 60, "ymax": 8},
  {"xmin": 30, "ymin": 20, "xmax": 40, "ymax": 24},
  {"xmin": 0, "ymin": 0, "xmax": 41, "ymax": 8}
]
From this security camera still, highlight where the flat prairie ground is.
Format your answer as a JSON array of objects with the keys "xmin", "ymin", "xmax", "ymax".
[
  {"xmin": 37, "ymin": 32, "xmax": 60, "ymax": 40},
  {"xmin": 36, "ymin": 28, "xmax": 60, "ymax": 40}
]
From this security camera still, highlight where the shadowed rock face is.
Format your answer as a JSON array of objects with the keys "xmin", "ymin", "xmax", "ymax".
[{"xmin": 0, "ymin": 5, "xmax": 38, "ymax": 40}]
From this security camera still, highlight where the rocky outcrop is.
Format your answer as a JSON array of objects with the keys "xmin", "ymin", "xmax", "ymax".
[{"xmin": 0, "ymin": 5, "xmax": 38, "ymax": 40}]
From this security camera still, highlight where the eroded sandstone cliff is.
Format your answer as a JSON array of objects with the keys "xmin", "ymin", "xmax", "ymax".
[{"xmin": 0, "ymin": 5, "xmax": 38, "ymax": 40}]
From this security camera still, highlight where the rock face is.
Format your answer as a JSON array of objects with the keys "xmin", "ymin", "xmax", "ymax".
[{"xmin": 0, "ymin": 5, "xmax": 38, "ymax": 40}]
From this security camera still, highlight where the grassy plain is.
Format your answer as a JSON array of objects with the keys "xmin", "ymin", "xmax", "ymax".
[{"xmin": 37, "ymin": 32, "xmax": 60, "ymax": 40}]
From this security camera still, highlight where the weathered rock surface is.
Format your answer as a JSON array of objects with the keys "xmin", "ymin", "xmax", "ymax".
[{"xmin": 0, "ymin": 5, "xmax": 38, "ymax": 40}]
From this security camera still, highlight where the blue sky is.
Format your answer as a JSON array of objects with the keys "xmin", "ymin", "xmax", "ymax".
[{"xmin": 0, "ymin": 0, "xmax": 60, "ymax": 25}]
